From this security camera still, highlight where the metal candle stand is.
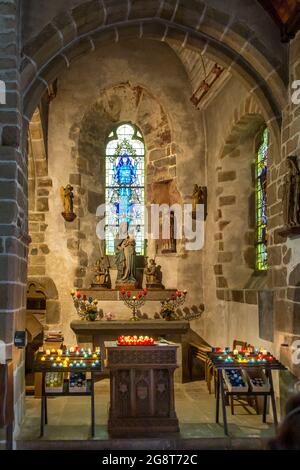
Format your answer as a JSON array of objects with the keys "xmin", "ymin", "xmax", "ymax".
[
  {"xmin": 120, "ymin": 291, "xmax": 147, "ymax": 321},
  {"xmin": 34, "ymin": 351, "xmax": 104, "ymax": 438},
  {"xmin": 207, "ymin": 352, "xmax": 286, "ymax": 436},
  {"xmin": 71, "ymin": 292, "xmax": 99, "ymax": 320}
]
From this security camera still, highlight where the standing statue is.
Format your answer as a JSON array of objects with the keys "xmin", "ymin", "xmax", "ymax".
[
  {"xmin": 283, "ymin": 156, "xmax": 300, "ymax": 228},
  {"xmin": 144, "ymin": 258, "xmax": 164, "ymax": 290},
  {"xmin": 192, "ymin": 184, "xmax": 207, "ymax": 220},
  {"xmin": 161, "ymin": 211, "xmax": 176, "ymax": 253},
  {"xmin": 115, "ymin": 235, "xmax": 137, "ymax": 288},
  {"xmin": 60, "ymin": 184, "xmax": 76, "ymax": 222}
]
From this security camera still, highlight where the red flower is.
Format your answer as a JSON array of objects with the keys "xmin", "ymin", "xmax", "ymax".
[
  {"xmin": 76, "ymin": 292, "xmax": 81, "ymax": 299},
  {"xmin": 127, "ymin": 291, "xmax": 131, "ymax": 297},
  {"xmin": 121, "ymin": 289, "xmax": 126, "ymax": 295},
  {"xmin": 138, "ymin": 292, "xmax": 143, "ymax": 298}
]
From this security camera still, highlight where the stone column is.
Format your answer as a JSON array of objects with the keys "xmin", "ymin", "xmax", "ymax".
[{"xmin": 0, "ymin": 0, "xmax": 27, "ymax": 448}]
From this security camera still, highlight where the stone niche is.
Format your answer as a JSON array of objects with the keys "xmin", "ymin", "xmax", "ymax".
[
  {"xmin": 66, "ymin": 81, "xmax": 183, "ymax": 290},
  {"xmin": 26, "ymin": 278, "xmax": 60, "ymax": 327},
  {"xmin": 148, "ymin": 180, "xmax": 182, "ymax": 256},
  {"xmin": 43, "ymin": 40, "xmax": 205, "ymax": 341}
]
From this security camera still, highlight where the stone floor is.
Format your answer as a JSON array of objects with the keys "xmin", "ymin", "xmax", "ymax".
[{"xmin": 16, "ymin": 380, "xmax": 275, "ymax": 449}]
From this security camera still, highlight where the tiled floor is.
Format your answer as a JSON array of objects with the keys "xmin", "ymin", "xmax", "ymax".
[{"xmin": 17, "ymin": 379, "xmax": 275, "ymax": 446}]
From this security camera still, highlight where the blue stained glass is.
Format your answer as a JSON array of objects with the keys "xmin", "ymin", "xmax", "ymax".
[{"xmin": 105, "ymin": 124, "xmax": 145, "ymax": 256}]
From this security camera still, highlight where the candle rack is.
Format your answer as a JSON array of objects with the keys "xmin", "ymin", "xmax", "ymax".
[{"xmin": 34, "ymin": 348, "xmax": 104, "ymax": 438}]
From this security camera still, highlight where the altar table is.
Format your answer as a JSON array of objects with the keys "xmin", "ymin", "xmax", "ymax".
[
  {"xmin": 105, "ymin": 341, "xmax": 179, "ymax": 436},
  {"xmin": 71, "ymin": 319, "xmax": 189, "ymax": 382}
]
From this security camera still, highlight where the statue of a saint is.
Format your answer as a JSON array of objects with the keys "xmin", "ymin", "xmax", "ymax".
[
  {"xmin": 161, "ymin": 211, "xmax": 176, "ymax": 253},
  {"xmin": 283, "ymin": 156, "xmax": 300, "ymax": 228},
  {"xmin": 192, "ymin": 184, "xmax": 207, "ymax": 220},
  {"xmin": 60, "ymin": 184, "xmax": 76, "ymax": 222},
  {"xmin": 115, "ymin": 235, "xmax": 137, "ymax": 288},
  {"xmin": 144, "ymin": 258, "xmax": 164, "ymax": 290},
  {"xmin": 91, "ymin": 257, "xmax": 110, "ymax": 289}
]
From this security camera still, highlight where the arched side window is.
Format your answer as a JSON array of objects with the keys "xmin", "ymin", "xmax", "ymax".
[
  {"xmin": 105, "ymin": 123, "xmax": 145, "ymax": 256},
  {"xmin": 256, "ymin": 127, "xmax": 268, "ymax": 271}
]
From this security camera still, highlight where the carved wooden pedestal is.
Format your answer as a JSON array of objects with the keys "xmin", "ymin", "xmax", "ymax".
[{"xmin": 105, "ymin": 341, "xmax": 179, "ymax": 436}]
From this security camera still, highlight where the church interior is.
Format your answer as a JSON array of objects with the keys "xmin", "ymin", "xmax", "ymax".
[{"xmin": 1, "ymin": 0, "xmax": 300, "ymax": 451}]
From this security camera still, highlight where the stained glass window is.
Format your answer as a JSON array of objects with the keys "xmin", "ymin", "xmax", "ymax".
[
  {"xmin": 256, "ymin": 127, "xmax": 268, "ymax": 271},
  {"xmin": 105, "ymin": 123, "xmax": 145, "ymax": 256}
]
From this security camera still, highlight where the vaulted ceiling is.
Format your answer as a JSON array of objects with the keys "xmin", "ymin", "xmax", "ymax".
[{"xmin": 168, "ymin": 41, "xmax": 230, "ymax": 110}]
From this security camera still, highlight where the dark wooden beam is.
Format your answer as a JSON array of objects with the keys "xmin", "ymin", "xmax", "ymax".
[
  {"xmin": 257, "ymin": 0, "xmax": 284, "ymax": 28},
  {"xmin": 257, "ymin": 0, "xmax": 300, "ymax": 42},
  {"xmin": 284, "ymin": 2, "xmax": 300, "ymax": 40}
]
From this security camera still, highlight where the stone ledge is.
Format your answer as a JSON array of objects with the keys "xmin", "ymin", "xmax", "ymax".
[
  {"xmin": 71, "ymin": 319, "xmax": 190, "ymax": 337},
  {"xmin": 77, "ymin": 288, "xmax": 177, "ymax": 301}
]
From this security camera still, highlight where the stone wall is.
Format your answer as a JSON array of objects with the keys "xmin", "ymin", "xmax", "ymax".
[
  {"xmin": 0, "ymin": 0, "xmax": 27, "ymax": 447},
  {"xmin": 193, "ymin": 76, "xmax": 280, "ymax": 355},
  {"xmin": 271, "ymin": 31, "xmax": 300, "ymax": 381}
]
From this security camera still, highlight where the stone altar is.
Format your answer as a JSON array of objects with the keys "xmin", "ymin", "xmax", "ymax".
[{"xmin": 105, "ymin": 341, "xmax": 179, "ymax": 436}]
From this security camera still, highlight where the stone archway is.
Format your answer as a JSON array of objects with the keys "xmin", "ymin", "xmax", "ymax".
[
  {"xmin": 21, "ymin": 0, "xmax": 287, "ymax": 130},
  {"xmin": 212, "ymin": 96, "xmax": 274, "ymax": 304},
  {"xmin": 28, "ymin": 107, "xmax": 52, "ymax": 279},
  {"xmin": 52, "ymin": 81, "xmax": 182, "ymax": 289},
  {"xmin": 0, "ymin": 0, "xmax": 293, "ymax": 445}
]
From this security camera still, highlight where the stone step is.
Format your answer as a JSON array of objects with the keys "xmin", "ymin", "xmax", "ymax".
[{"xmin": 16, "ymin": 436, "xmax": 269, "ymax": 450}]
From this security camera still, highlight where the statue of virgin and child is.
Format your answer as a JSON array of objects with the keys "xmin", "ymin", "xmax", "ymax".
[{"xmin": 115, "ymin": 234, "xmax": 137, "ymax": 288}]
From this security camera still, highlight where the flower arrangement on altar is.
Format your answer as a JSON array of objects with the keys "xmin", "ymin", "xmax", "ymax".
[
  {"xmin": 71, "ymin": 290, "xmax": 100, "ymax": 321},
  {"xmin": 120, "ymin": 288, "xmax": 148, "ymax": 321},
  {"xmin": 160, "ymin": 290, "xmax": 187, "ymax": 321}
]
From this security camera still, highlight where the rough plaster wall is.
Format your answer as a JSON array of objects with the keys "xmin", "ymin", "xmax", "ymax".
[
  {"xmin": 194, "ymin": 76, "xmax": 274, "ymax": 352},
  {"xmin": 45, "ymin": 39, "xmax": 204, "ymax": 344}
]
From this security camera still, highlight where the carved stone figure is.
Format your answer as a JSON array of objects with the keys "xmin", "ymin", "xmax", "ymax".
[
  {"xmin": 283, "ymin": 156, "xmax": 300, "ymax": 229},
  {"xmin": 161, "ymin": 211, "xmax": 176, "ymax": 253},
  {"xmin": 144, "ymin": 258, "xmax": 164, "ymax": 290},
  {"xmin": 192, "ymin": 184, "xmax": 207, "ymax": 220},
  {"xmin": 115, "ymin": 235, "xmax": 137, "ymax": 288},
  {"xmin": 60, "ymin": 184, "xmax": 76, "ymax": 222},
  {"xmin": 91, "ymin": 257, "xmax": 110, "ymax": 289}
]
